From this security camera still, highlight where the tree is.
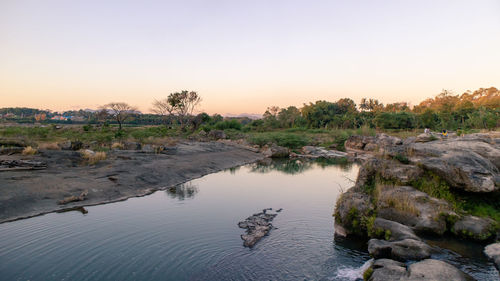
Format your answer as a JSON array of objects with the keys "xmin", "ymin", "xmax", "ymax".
[
  {"xmin": 167, "ymin": 90, "xmax": 201, "ymax": 130},
  {"xmin": 360, "ymin": 98, "xmax": 384, "ymax": 112},
  {"xmin": 151, "ymin": 98, "xmax": 175, "ymax": 128},
  {"xmin": 102, "ymin": 102, "xmax": 137, "ymax": 130}
]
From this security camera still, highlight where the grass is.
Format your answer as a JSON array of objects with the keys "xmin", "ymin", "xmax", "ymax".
[
  {"xmin": 37, "ymin": 142, "xmax": 60, "ymax": 150},
  {"xmin": 410, "ymin": 172, "xmax": 463, "ymax": 211},
  {"xmin": 21, "ymin": 146, "xmax": 37, "ymax": 155},
  {"xmin": 375, "ymin": 183, "xmax": 420, "ymax": 216},
  {"xmin": 80, "ymin": 150, "xmax": 107, "ymax": 165}
]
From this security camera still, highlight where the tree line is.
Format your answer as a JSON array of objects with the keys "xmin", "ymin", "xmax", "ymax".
[{"xmin": 1, "ymin": 87, "xmax": 499, "ymax": 131}]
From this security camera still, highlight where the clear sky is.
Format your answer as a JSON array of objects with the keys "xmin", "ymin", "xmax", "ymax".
[{"xmin": 1, "ymin": 0, "xmax": 499, "ymax": 115}]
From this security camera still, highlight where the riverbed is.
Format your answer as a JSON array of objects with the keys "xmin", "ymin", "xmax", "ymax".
[{"xmin": 0, "ymin": 159, "xmax": 497, "ymax": 280}]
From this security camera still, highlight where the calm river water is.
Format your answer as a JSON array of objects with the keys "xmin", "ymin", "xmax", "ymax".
[{"xmin": 0, "ymin": 159, "xmax": 497, "ymax": 280}]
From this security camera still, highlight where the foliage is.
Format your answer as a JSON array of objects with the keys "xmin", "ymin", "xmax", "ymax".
[{"xmin": 248, "ymin": 132, "xmax": 310, "ymax": 148}]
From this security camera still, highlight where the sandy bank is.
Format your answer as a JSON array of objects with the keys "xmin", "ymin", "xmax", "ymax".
[{"xmin": 0, "ymin": 141, "xmax": 264, "ymax": 223}]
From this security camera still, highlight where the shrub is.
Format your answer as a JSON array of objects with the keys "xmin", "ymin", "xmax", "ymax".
[
  {"xmin": 214, "ymin": 120, "xmax": 242, "ymax": 130},
  {"xmin": 248, "ymin": 132, "xmax": 310, "ymax": 149},
  {"xmin": 22, "ymin": 146, "xmax": 37, "ymax": 155},
  {"xmin": 111, "ymin": 142, "xmax": 124, "ymax": 149}
]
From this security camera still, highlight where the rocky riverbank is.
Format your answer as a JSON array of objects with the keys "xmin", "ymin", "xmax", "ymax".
[
  {"xmin": 0, "ymin": 141, "xmax": 264, "ymax": 223},
  {"xmin": 334, "ymin": 132, "xmax": 500, "ymax": 280}
]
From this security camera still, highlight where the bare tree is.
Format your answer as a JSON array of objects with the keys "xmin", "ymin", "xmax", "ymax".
[
  {"xmin": 151, "ymin": 98, "xmax": 175, "ymax": 128},
  {"xmin": 167, "ymin": 90, "xmax": 201, "ymax": 129},
  {"xmin": 102, "ymin": 102, "xmax": 137, "ymax": 130}
]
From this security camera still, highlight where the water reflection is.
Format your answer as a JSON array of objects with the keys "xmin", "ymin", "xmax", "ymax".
[
  {"xmin": 250, "ymin": 158, "xmax": 353, "ymax": 175},
  {"xmin": 166, "ymin": 182, "xmax": 199, "ymax": 200}
]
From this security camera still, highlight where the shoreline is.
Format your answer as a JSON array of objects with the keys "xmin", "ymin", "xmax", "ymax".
[{"xmin": 0, "ymin": 141, "xmax": 264, "ymax": 224}]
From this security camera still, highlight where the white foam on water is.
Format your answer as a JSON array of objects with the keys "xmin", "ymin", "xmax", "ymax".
[{"xmin": 332, "ymin": 258, "xmax": 374, "ymax": 281}]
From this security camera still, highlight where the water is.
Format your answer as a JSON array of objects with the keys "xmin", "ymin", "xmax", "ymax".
[{"xmin": 0, "ymin": 160, "xmax": 497, "ymax": 280}]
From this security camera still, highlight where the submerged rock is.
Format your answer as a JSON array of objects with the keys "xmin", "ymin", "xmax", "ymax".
[{"xmin": 238, "ymin": 208, "xmax": 279, "ymax": 247}]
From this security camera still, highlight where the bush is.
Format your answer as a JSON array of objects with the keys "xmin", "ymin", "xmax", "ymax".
[
  {"xmin": 248, "ymin": 132, "xmax": 310, "ymax": 148},
  {"xmin": 80, "ymin": 150, "xmax": 107, "ymax": 165},
  {"xmin": 22, "ymin": 146, "xmax": 37, "ymax": 155},
  {"xmin": 214, "ymin": 120, "xmax": 242, "ymax": 130}
]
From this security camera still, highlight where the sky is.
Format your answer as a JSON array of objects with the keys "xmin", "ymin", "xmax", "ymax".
[{"xmin": 1, "ymin": 0, "xmax": 499, "ymax": 115}]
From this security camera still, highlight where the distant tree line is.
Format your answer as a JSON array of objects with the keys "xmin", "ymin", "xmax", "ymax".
[
  {"xmin": 250, "ymin": 87, "xmax": 500, "ymax": 131},
  {"xmin": 1, "ymin": 87, "xmax": 499, "ymax": 131}
]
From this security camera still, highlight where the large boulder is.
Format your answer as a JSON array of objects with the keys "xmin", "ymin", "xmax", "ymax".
[
  {"xmin": 484, "ymin": 242, "xmax": 500, "ymax": 271},
  {"xmin": 452, "ymin": 215, "xmax": 496, "ymax": 241},
  {"xmin": 405, "ymin": 259, "xmax": 475, "ymax": 281},
  {"xmin": 368, "ymin": 259, "xmax": 475, "ymax": 281},
  {"xmin": 367, "ymin": 259, "xmax": 407, "ymax": 281},
  {"xmin": 59, "ymin": 140, "xmax": 83, "ymax": 151},
  {"xmin": 334, "ymin": 187, "xmax": 373, "ymax": 237},
  {"xmin": 371, "ymin": 218, "xmax": 420, "ymax": 241},
  {"xmin": 408, "ymin": 137, "xmax": 500, "ymax": 193},
  {"xmin": 262, "ymin": 145, "xmax": 289, "ymax": 158},
  {"xmin": 368, "ymin": 238, "xmax": 433, "ymax": 262},
  {"xmin": 376, "ymin": 185, "xmax": 455, "ymax": 235}
]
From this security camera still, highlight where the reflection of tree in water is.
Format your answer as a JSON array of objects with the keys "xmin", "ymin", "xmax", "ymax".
[
  {"xmin": 166, "ymin": 182, "xmax": 199, "ymax": 200},
  {"xmin": 228, "ymin": 166, "xmax": 240, "ymax": 174},
  {"xmin": 250, "ymin": 158, "xmax": 353, "ymax": 175}
]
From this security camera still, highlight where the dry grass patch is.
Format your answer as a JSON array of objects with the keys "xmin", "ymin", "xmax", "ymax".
[
  {"xmin": 38, "ymin": 142, "xmax": 60, "ymax": 150},
  {"xmin": 111, "ymin": 142, "xmax": 124, "ymax": 149},
  {"xmin": 80, "ymin": 150, "xmax": 107, "ymax": 165},
  {"xmin": 22, "ymin": 146, "xmax": 37, "ymax": 155},
  {"xmin": 376, "ymin": 184, "xmax": 420, "ymax": 216}
]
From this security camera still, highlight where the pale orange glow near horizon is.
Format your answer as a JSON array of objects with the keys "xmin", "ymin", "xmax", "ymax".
[{"xmin": 1, "ymin": 0, "xmax": 499, "ymax": 115}]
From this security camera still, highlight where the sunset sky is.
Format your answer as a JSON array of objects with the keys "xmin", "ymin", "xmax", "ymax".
[{"xmin": 1, "ymin": 0, "xmax": 499, "ymax": 115}]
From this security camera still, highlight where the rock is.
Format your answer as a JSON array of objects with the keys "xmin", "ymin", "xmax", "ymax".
[
  {"xmin": 376, "ymin": 185, "xmax": 455, "ymax": 235},
  {"xmin": 377, "ymin": 133, "xmax": 403, "ymax": 147},
  {"xmin": 409, "ymin": 138, "xmax": 500, "ymax": 193},
  {"xmin": 58, "ymin": 190, "xmax": 88, "ymax": 205},
  {"xmin": 378, "ymin": 161, "xmax": 424, "ymax": 185},
  {"xmin": 415, "ymin": 133, "xmax": 439, "ymax": 143},
  {"xmin": 297, "ymin": 146, "xmax": 347, "ymax": 159},
  {"xmin": 238, "ymin": 210, "xmax": 278, "ymax": 247},
  {"xmin": 345, "ymin": 135, "xmax": 376, "ymax": 151},
  {"xmin": 0, "ymin": 147, "xmax": 24, "ymax": 155},
  {"xmin": 406, "ymin": 259, "xmax": 475, "ymax": 281},
  {"xmin": 368, "ymin": 259, "xmax": 407, "ymax": 281},
  {"xmin": 368, "ymin": 259, "xmax": 475, "ymax": 281},
  {"xmin": 334, "ymin": 186, "xmax": 374, "ymax": 237},
  {"xmin": 208, "ymin": 130, "xmax": 226, "ymax": 140},
  {"xmin": 371, "ymin": 218, "xmax": 421, "ymax": 241},
  {"xmin": 368, "ymin": 238, "xmax": 433, "ymax": 261},
  {"xmin": 452, "ymin": 215, "xmax": 496, "ymax": 241},
  {"xmin": 262, "ymin": 145, "xmax": 289, "ymax": 158},
  {"xmin": 0, "ymin": 159, "xmax": 47, "ymax": 171},
  {"xmin": 484, "ymin": 242, "xmax": 500, "ymax": 271},
  {"xmin": 124, "ymin": 142, "xmax": 142, "ymax": 150}
]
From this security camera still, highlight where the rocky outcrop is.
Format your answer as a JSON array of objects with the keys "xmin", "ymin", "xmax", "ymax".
[
  {"xmin": 408, "ymin": 137, "xmax": 500, "ymax": 193},
  {"xmin": 368, "ymin": 259, "xmax": 475, "ymax": 281},
  {"xmin": 345, "ymin": 134, "xmax": 402, "ymax": 152},
  {"xmin": 377, "ymin": 161, "xmax": 424, "ymax": 185},
  {"xmin": 123, "ymin": 141, "xmax": 142, "ymax": 150},
  {"xmin": 484, "ymin": 242, "xmax": 500, "ymax": 271},
  {"xmin": 59, "ymin": 140, "xmax": 83, "ymax": 151},
  {"xmin": 238, "ymin": 208, "xmax": 279, "ymax": 247},
  {"xmin": 334, "ymin": 186, "xmax": 373, "ymax": 237},
  {"xmin": 368, "ymin": 238, "xmax": 434, "ymax": 262},
  {"xmin": 452, "ymin": 215, "xmax": 496, "ymax": 241},
  {"xmin": 262, "ymin": 145, "xmax": 290, "ymax": 158},
  {"xmin": 376, "ymin": 185, "xmax": 455, "ymax": 235}
]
